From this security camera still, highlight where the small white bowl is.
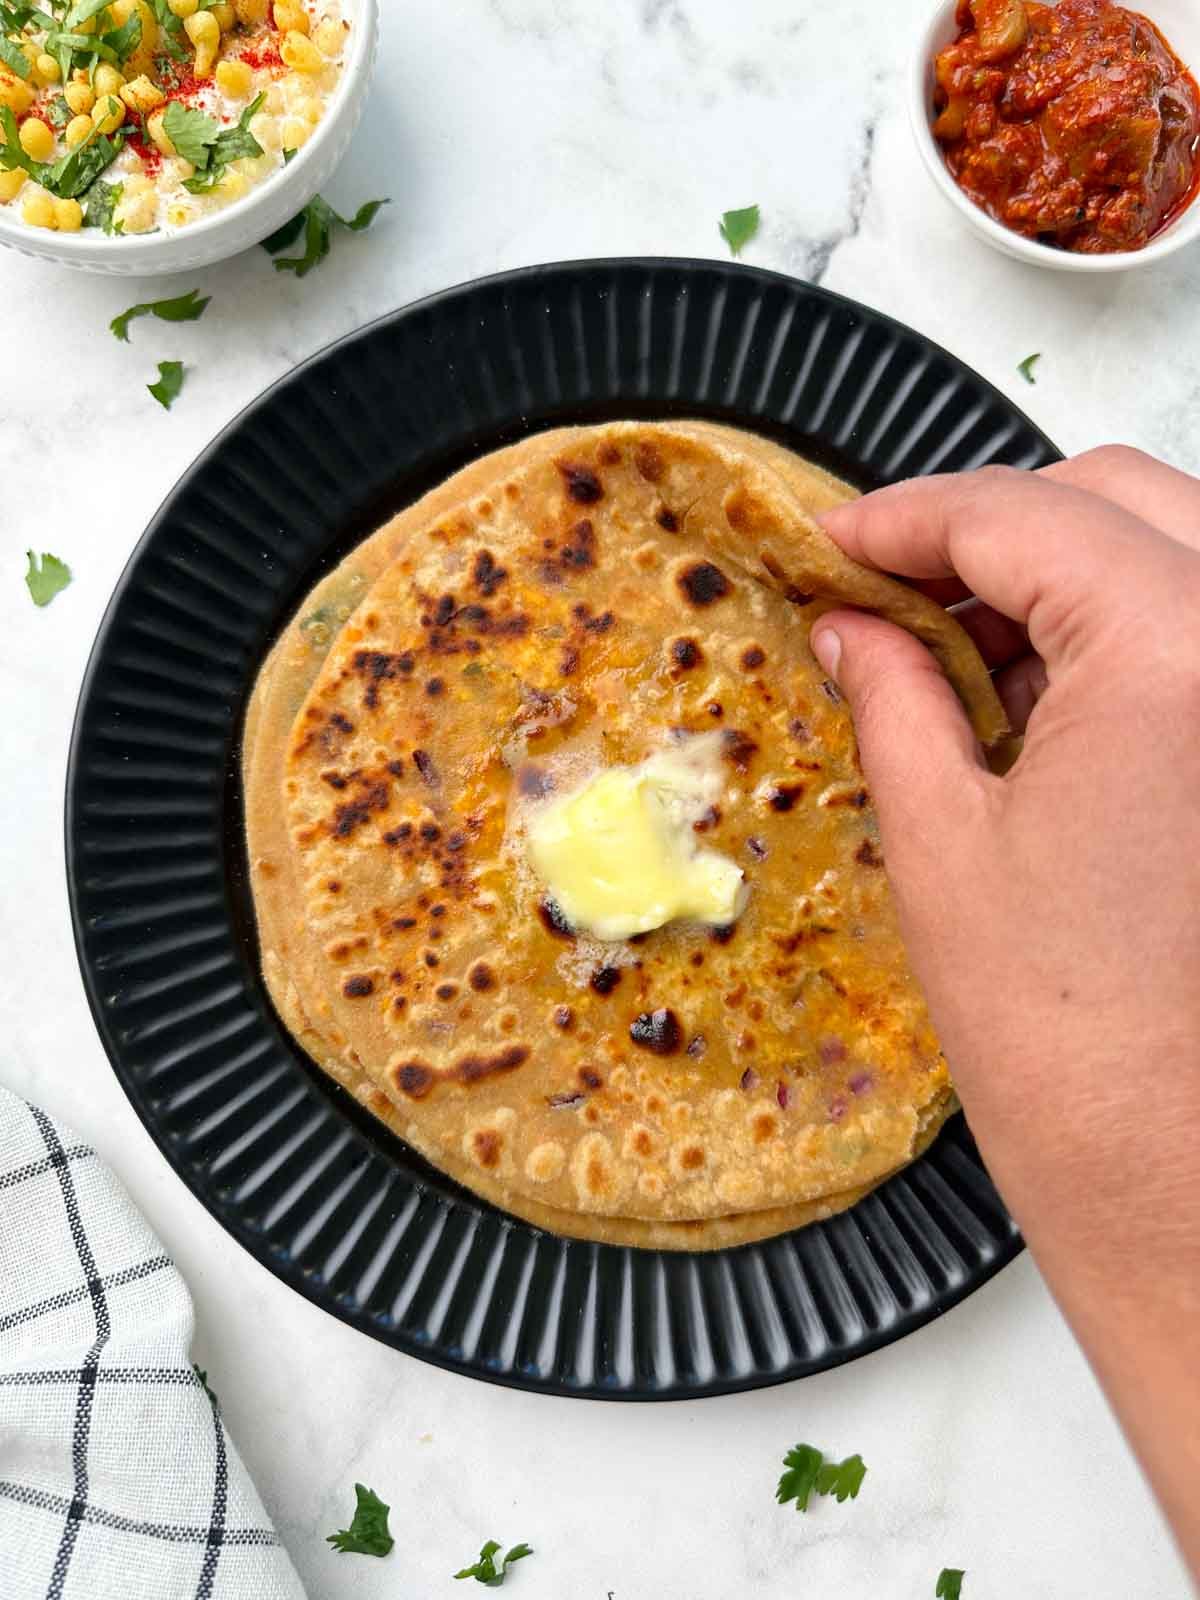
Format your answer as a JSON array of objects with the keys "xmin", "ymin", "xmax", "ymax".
[
  {"xmin": 0, "ymin": 0, "xmax": 378, "ymax": 276},
  {"xmin": 909, "ymin": 0, "xmax": 1200, "ymax": 272}
]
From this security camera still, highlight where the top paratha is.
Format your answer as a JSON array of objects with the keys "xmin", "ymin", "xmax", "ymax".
[{"xmin": 247, "ymin": 422, "xmax": 1003, "ymax": 1238}]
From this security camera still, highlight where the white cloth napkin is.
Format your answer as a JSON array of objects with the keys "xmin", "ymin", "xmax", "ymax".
[{"xmin": 0, "ymin": 1087, "xmax": 307, "ymax": 1600}]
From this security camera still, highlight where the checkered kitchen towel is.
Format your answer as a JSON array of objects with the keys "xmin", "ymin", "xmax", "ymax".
[{"xmin": 0, "ymin": 1087, "xmax": 307, "ymax": 1600}]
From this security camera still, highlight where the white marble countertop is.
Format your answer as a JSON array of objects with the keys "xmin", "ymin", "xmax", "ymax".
[{"xmin": 2, "ymin": 1, "xmax": 1196, "ymax": 1595}]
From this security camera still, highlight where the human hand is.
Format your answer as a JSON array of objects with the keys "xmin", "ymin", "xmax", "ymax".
[{"xmin": 809, "ymin": 446, "xmax": 1200, "ymax": 1577}]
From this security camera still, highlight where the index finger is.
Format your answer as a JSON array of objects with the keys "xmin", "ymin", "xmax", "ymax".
[{"xmin": 818, "ymin": 466, "xmax": 1182, "ymax": 657}]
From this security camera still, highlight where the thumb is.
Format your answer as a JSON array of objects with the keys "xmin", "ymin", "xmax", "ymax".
[{"xmin": 809, "ymin": 610, "xmax": 989, "ymax": 862}]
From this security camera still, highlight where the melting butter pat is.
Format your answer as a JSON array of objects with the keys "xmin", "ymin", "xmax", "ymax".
[{"xmin": 526, "ymin": 734, "xmax": 747, "ymax": 941}]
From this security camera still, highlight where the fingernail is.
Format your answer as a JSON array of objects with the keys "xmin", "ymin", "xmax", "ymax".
[{"xmin": 811, "ymin": 626, "xmax": 842, "ymax": 681}]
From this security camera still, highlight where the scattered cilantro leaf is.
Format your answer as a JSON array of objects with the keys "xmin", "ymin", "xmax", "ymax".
[
  {"xmin": 0, "ymin": 34, "xmax": 31, "ymax": 77},
  {"xmin": 325, "ymin": 1484, "xmax": 394, "ymax": 1558},
  {"xmin": 148, "ymin": 358, "xmax": 184, "ymax": 410},
  {"xmin": 25, "ymin": 550, "xmax": 71, "ymax": 608},
  {"xmin": 282, "ymin": 144, "xmax": 297, "ymax": 164},
  {"xmin": 162, "ymin": 99, "xmax": 219, "ymax": 168},
  {"xmin": 455, "ymin": 1540, "xmax": 533, "ymax": 1586},
  {"xmin": 260, "ymin": 206, "xmax": 306, "ymax": 253},
  {"xmin": 815, "ymin": 1453, "xmax": 867, "ymax": 1503},
  {"xmin": 192, "ymin": 1363, "xmax": 219, "ymax": 1405},
  {"xmin": 777, "ymin": 1443, "xmax": 867, "ymax": 1512},
  {"xmin": 261, "ymin": 192, "xmax": 389, "ymax": 277},
  {"xmin": 936, "ymin": 1570, "xmax": 965, "ymax": 1599},
  {"xmin": 46, "ymin": 94, "xmax": 73, "ymax": 130},
  {"xmin": 776, "ymin": 1443, "xmax": 824, "ymax": 1512},
  {"xmin": 719, "ymin": 202, "xmax": 760, "ymax": 257},
  {"xmin": 1017, "ymin": 352, "xmax": 1041, "ymax": 384},
  {"xmin": 110, "ymin": 288, "xmax": 210, "ymax": 341},
  {"xmin": 84, "ymin": 178, "xmax": 122, "ymax": 232}
]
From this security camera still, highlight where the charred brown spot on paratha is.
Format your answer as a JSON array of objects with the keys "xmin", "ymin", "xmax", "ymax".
[
  {"xmin": 412, "ymin": 749, "xmax": 439, "ymax": 786},
  {"xmin": 352, "ymin": 650, "xmax": 413, "ymax": 710},
  {"xmin": 453, "ymin": 1044, "xmax": 529, "ymax": 1085},
  {"xmin": 823, "ymin": 787, "xmax": 869, "ymax": 808},
  {"xmin": 740, "ymin": 645, "xmax": 766, "ymax": 669},
  {"xmin": 560, "ymin": 519, "xmax": 596, "ymax": 570},
  {"xmin": 559, "ymin": 463, "xmax": 603, "ymax": 503},
  {"xmin": 471, "ymin": 1128, "xmax": 502, "ymax": 1167},
  {"xmin": 855, "ymin": 838, "xmax": 883, "ymax": 867},
  {"xmin": 342, "ymin": 974, "xmax": 374, "ymax": 998},
  {"xmin": 678, "ymin": 561, "xmax": 731, "ymax": 606},
  {"xmin": 579, "ymin": 1068, "xmax": 603, "ymax": 1090},
  {"xmin": 331, "ymin": 781, "xmax": 389, "ymax": 838},
  {"xmin": 710, "ymin": 924, "xmax": 736, "ymax": 945},
  {"xmin": 538, "ymin": 898, "xmax": 575, "ymax": 939},
  {"xmin": 692, "ymin": 804, "xmax": 720, "ymax": 834},
  {"xmin": 468, "ymin": 962, "xmax": 495, "ymax": 992},
  {"xmin": 656, "ymin": 507, "xmax": 678, "ymax": 531},
  {"xmin": 633, "ymin": 442, "xmax": 664, "ymax": 482},
  {"xmin": 473, "ymin": 549, "xmax": 508, "ymax": 595},
  {"xmin": 425, "ymin": 677, "xmax": 445, "ymax": 696},
  {"xmin": 769, "ymin": 785, "xmax": 805, "ymax": 813},
  {"xmin": 671, "ymin": 638, "xmax": 703, "ymax": 670},
  {"xmin": 590, "ymin": 966, "xmax": 621, "ymax": 996},
  {"xmin": 559, "ymin": 645, "xmax": 580, "ymax": 677},
  {"xmin": 721, "ymin": 729, "xmax": 758, "ymax": 772},
  {"xmin": 394, "ymin": 1061, "xmax": 434, "ymax": 1098},
  {"xmin": 629, "ymin": 1008, "xmax": 683, "ymax": 1055}
]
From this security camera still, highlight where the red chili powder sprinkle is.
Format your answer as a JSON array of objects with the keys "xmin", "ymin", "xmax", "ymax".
[
  {"xmin": 122, "ymin": 111, "xmax": 163, "ymax": 175},
  {"xmin": 239, "ymin": 40, "xmax": 284, "ymax": 70},
  {"xmin": 163, "ymin": 70, "xmax": 205, "ymax": 104}
]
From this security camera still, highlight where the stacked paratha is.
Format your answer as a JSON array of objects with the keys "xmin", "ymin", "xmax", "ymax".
[{"xmin": 244, "ymin": 422, "xmax": 1005, "ymax": 1249}]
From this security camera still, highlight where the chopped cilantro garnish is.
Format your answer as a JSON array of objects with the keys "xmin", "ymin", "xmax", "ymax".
[
  {"xmin": 110, "ymin": 288, "xmax": 210, "ymax": 341},
  {"xmin": 147, "ymin": 359, "xmax": 184, "ymax": 410},
  {"xmin": 25, "ymin": 550, "xmax": 71, "ymax": 608},
  {"xmin": 0, "ymin": 34, "xmax": 31, "ymax": 77},
  {"xmin": 162, "ymin": 100, "xmax": 219, "ymax": 168},
  {"xmin": 261, "ymin": 192, "xmax": 389, "ymax": 277},
  {"xmin": 150, "ymin": 0, "xmax": 190, "ymax": 61},
  {"xmin": 2, "ymin": 103, "xmax": 124, "ymax": 198},
  {"xmin": 84, "ymin": 178, "xmax": 122, "ymax": 233},
  {"xmin": 455, "ymin": 1540, "xmax": 533, "ymax": 1586},
  {"xmin": 1017, "ymin": 352, "xmax": 1041, "ymax": 384},
  {"xmin": 936, "ymin": 1570, "xmax": 965, "ymax": 1598},
  {"xmin": 45, "ymin": 109, "xmax": 124, "ymax": 195},
  {"xmin": 776, "ymin": 1443, "xmax": 867, "ymax": 1512},
  {"xmin": 325, "ymin": 1484, "xmax": 394, "ymax": 1558},
  {"xmin": 64, "ymin": 0, "xmax": 117, "ymax": 27},
  {"xmin": 164, "ymin": 93, "xmax": 263, "ymax": 194},
  {"xmin": 46, "ymin": 94, "xmax": 73, "ymax": 130},
  {"xmin": 181, "ymin": 92, "xmax": 264, "ymax": 193},
  {"xmin": 100, "ymin": 8, "xmax": 141, "ymax": 64},
  {"xmin": 719, "ymin": 203, "xmax": 760, "ymax": 257}
]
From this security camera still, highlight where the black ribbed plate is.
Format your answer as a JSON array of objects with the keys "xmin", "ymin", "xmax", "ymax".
[{"xmin": 67, "ymin": 259, "xmax": 1058, "ymax": 1398}]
